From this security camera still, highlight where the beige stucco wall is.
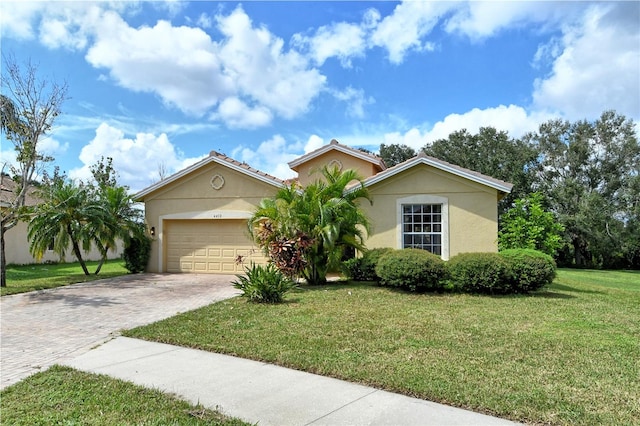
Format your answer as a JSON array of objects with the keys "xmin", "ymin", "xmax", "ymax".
[
  {"xmin": 141, "ymin": 162, "xmax": 280, "ymax": 272},
  {"xmin": 361, "ymin": 164, "xmax": 500, "ymax": 259},
  {"xmin": 294, "ymin": 151, "xmax": 379, "ymax": 187},
  {"xmin": 4, "ymin": 220, "xmax": 123, "ymax": 265}
]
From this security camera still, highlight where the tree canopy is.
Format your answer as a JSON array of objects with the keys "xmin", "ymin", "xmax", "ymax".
[
  {"xmin": 526, "ymin": 111, "xmax": 640, "ymax": 268},
  {"xmin": 422, "ymin": 127, "xmax": 539, "ymax": 216},
  {"xmin": 379, "ymin": 143, "xmax": 416, "ymax": 167}
]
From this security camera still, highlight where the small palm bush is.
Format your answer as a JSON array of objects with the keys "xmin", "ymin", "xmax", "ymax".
[
  {"xmin": 375, "ymin": 248, "xmax": 447, "ymax": 292},
  {"xmin": 447, "ymin": 253, "xmax": 512, "ymax": 294},
  {"xmin": 233, "ymin": 262, "xmax": 296, "ymax": 303},
  {"xmin": 500, "ymin": 248, "xmax": 557, "ymax": 292},
  {"xmin": 342, "ymin": 247, "xmax": 394, "ymax": 281}
]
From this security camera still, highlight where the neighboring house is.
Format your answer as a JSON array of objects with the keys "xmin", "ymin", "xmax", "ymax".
[
  {"xmin": 135, "ymin": 140, "xmax": 513, "ymax": 274},
  {"xmin": 0, "ymin": 176, "xmax": 122, "ymax": 265}
]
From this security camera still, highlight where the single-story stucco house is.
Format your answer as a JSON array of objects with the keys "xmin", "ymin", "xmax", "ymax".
[
  {"xmin": 1, "ymin": 176, "xmax": 122, "ymax": 265},
  {"xmin": 135, "ymin": 140, "xmax": 513, "ymax": 274}
]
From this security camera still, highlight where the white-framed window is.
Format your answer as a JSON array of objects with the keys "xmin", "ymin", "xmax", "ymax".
[
  {"xmin": 396, "ymin": 195, "xmax": 449, "ymax": 259},
  {"xmin": 402, "ymin": 204, "xmax": 442, "ymax": 255}
]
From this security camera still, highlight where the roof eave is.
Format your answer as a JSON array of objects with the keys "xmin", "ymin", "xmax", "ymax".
[
  {"xmin": 362, "ymin": 157, "xmax": 513, "ymax": 194},
  {"xmin": 134, "ymin": 156, "xmax": 284, "ymax": 201},
  {"xmin": 288, "ymin": 142, "xmax": 385, "ymax": 170}
]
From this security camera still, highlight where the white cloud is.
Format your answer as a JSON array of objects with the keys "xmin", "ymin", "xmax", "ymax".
[
  {"xmin": 333, "ymin": 105, "xmax": 553, "ymax": 153},
  {"xmin": 38, "ymin": 4, "xmax": 103, "ymax": 50},
  {"xmin": 69, "ymin": 123, "xmax": 204, "ymax": 192},
  {"xmin": 197, "ymin": 13, "xmax": 213, "ymax": 29},
  {"xmin": 370, "ymin": 1, "xmax": 453, "ymax": 64},
  {"xmin": 38, "ymin": 136, "xmax": 69, "ymax": 158},
  {"xmin": 532, "ymin": 3, "xmax": 640, "ymax": 121},
  {"xmin": 443, "ymin": 2, "xmax": 581, "ymax": 40},
  {"xmin": 381, "ymin": 128, "xmax": 427, "ymax": 150},
  {"xmin": 86, "ymin": 13, "xmax": 231, "ymax": 116},
  {"xmin": 304, "ymin": 135, "xmax": 325, "ymax": 154},
  {"xmin": 81, "ymin": 5, "xmax": 325, "ymax": 126},
  {"xmin": 331, "ymin": 87, "xmax": 375, "ymax": 118},
  {"xmin": 292, "ymin": 21, "xmax": 367, "ymax": 67},
  {"xmin": 215, "ymin": 97, "xmax": 272, "ymax": 129},
  {"xmin": 421, "ymin": 105, "xmax": 553, "ymax": 147},
  {"xmin": 231, "ymin": 134, "xmax": 305, "ymax": 180},
  {"xmin": 216, "ymin": 7, "xmax": 326, "ymax": 120},
  {"xmin": 0, "ymin": 1, "xmax": 42, "ymax": 40},
  {"xmin": 0, "ymin": 148, "xmax": 18, "ymax": 175}
]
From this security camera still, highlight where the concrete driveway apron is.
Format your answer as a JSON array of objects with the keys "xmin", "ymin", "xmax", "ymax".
[{"xmin": 0, "ymin": 273, "xmax": 239, "ymax": 389}]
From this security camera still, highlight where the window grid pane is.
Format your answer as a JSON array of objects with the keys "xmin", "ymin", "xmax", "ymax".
[{"xmin": 402, "ymin": 204, "xmax": 442, "ymax": 256}]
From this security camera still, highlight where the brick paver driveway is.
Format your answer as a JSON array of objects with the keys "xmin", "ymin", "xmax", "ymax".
[{"xmin": 0, "ymin": 273, "xmax": 239, "ymax": 389}]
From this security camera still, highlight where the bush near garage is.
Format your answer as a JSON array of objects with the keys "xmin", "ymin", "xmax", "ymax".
[
  {"xmin": 342, "ymin": 247, "xmax": 394, "ymax": 281},
  {"xmin": 447, "ymin": 252, "xmax": 513, "ymax": 294},
  {"xmin": 123, "ymin": 233, "xmax": 152, "ymax": 274},
  {"xmin": 232, "ymin": 262, "xmax": 297, "ymax": 304},
  {"xmin": 375, "ymin": 248, "xmax": 447, "ymax": 292},
  {"xmin": 499, "ymin": 248, "xmax": 557, "ymax": 293}
]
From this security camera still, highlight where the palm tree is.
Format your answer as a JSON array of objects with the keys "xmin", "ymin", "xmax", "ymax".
[
  {"xmin": 92, "ymin": 185, "xmax": 143, "ymax": 274},
  {"xmin": 28, "ymin": 180, "xmax": 106, "ymax": 275},
  {"xmin": 250, "ymin": 166, "xmax": 372, "ymax": 285}
]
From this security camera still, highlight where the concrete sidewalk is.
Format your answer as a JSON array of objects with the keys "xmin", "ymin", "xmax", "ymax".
[{"xmin": 63, "ymin": 337, "xmax": 521, "ymax": 426}]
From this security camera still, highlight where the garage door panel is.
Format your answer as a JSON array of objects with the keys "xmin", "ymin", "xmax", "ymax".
[{"xmin": 165, "ymin": 219, "xmax": 267, "ymax": 274}]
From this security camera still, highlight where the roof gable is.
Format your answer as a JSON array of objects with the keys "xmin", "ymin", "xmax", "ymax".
[
  {"xmin": 134, "ymin": 150, "xmax": 284, "ymax": 201},
  {"xmin": 288, "ymin": 139, "xmax": 386, "ymax": 172},
  {"xmin": 361, "ymin": 153, "xmax": 513, "ymax": 194}
]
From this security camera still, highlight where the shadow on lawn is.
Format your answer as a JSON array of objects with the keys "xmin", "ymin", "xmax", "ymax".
[{"xmin": 549, "ymin": 283, "xmax": 604, "ymax": 295}]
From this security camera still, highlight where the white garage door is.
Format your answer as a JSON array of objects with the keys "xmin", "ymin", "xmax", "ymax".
[{"xmin": 165, "ymin": 219, "xmax": 266, "ymax": 273}]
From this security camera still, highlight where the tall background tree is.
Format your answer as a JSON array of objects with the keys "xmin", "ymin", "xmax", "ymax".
[
  {"xmin": 88, "ymin": 157, "xmax": 144, "ymax": 274},
  {"xmin": 422, "ymin": 127, "xmax": 539, "ymax": 216},
  {"xmin": 526, "ymin": 111, "xmax": 640, "ymax": 268},
  {"xmin": 0, "ymin": 55, "xmax": 68, "ymax": 287},
  {"xmin": 379, "ymin": 143, "xmax": 416, "ymax": 167}
]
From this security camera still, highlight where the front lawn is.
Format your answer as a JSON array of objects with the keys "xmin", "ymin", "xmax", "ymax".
[
  {"xmin": 2, "ymin": 260, "xmax": 130, "ymax": 296},
  {"xmin": 0, "ymin": 365, "xmax": 249, "ymax": 426},
  {"xmin": 125, "ymin": 269, "xmax": 640, "ymax": 425}
]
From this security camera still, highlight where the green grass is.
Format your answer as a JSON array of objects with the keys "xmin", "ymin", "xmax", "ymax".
[
  {"xmin": 2, "ymin": 260, "xmax": 130, "ymax": 296},
  {"xmin": 125, "ymin": 269, "xmax": 640, "ymax": 425},
  {"xmin": 0, "ymin": 365, "xmax": 250, "ymax": 426}
]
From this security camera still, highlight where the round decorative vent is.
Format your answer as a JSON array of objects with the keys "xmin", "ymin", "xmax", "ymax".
[
  {"xmin": 328, "ymin": 159, "xmax": 343, "ymax": 171},
  {"xmin": 210, "ymin": 174, "xmax": 225, "ymax": 190}
]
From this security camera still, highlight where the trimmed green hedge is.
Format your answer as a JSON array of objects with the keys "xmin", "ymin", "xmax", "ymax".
[
  {"xmin": 447, "ymin": 252, "xmax": 513, "ymax": 294},
  {"xmin": 123, "ymin": 234, "xmax": 151, "ymax": 274},
  {"xmin": 375, "ymin": 248, "xmax": 447, "ymax": 292},
  {"xmin": 342, "ymin": 248, "xmax": 394, "ymax": 281},
  {"xmin": 500, "ymin": 248, "xmax": 556, "ymax": 292},
  {"xmin": 345, "ymin": 247, "xmax": 556, "ymax": 295}
]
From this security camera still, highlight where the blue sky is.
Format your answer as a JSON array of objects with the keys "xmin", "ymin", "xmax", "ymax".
[{"xmin": 2, "ymin": 1, "xmax": 639, "ymax": 192}]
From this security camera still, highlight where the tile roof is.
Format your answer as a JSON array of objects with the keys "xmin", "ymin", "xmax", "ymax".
[
  {"xmin": 356, "ymin": 151, "xmax": 513, "ymax": 194},
  {"xmin": 0, "ymin": 175, "xmax": 41, "ymax": 207},
  {"xmin": 134, "ymin": 149, "xmax": 285, "ymax": 200},
  {"xmin": 288, "ymin": 139, "xmax": 387, "ymax": 171}
]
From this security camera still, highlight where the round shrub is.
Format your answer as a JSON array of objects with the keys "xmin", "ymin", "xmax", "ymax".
[
  {"xmin": 123, "ymin": 233, "xmax": 151, "ymax": 273},
  {"xmin": 447, "ymin": 252, "xmax": 512, "ymax": 294},
  {"xmin": 500, "ymin": 248, "xmax": 557, "ymax": 293},
  {"xmin": 375, "ymin": 248, "xmax": 446, "ymax": 292},
  {"xmin": 342, "ymin": 247, "xmax": 394, "ymax": 281}
]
